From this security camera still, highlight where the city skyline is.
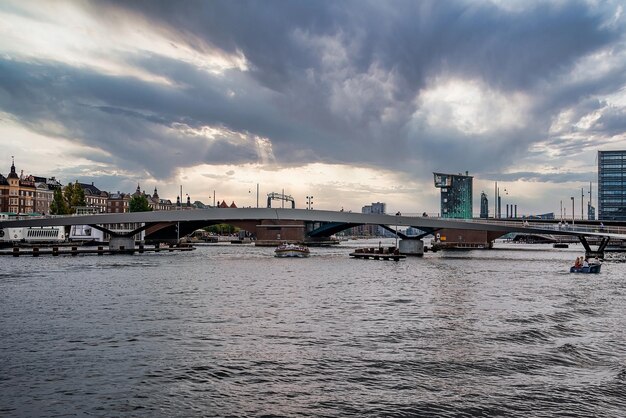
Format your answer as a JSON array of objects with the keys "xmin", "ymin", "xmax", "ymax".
[{"xmin": 2, "ymin": 1, "xmax": 626, "ymax": 215}]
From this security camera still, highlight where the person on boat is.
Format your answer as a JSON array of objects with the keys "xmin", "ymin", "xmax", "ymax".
[
  {"xmin": 582, "ymin": 258, "xmax": 589, "ymax": 268},
  {"xmin": 593, "ymin": 256, "xmax": 600, "ymax": 265},
  {"xmin": 574, "ymin": 257, "xmax": 581, "ymax": 268}
]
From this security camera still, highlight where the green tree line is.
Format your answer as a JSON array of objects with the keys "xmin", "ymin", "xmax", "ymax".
[{"xmin": 49, "ymin": 182, "xmax": 86, "ymax": 215}]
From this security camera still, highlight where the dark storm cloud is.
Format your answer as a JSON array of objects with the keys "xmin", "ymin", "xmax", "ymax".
[
  {"xmin": 86, "ymin": 0, "xmax": 626, "ymax": 173},
  {"xmin": 591, "ymin": 106, "xmax": 626, "ymax": 136},
  {"xmin": 1, "ymin": 0, "xmax": 625, "ymax": 182},
  {"xmin": 0, "ymin": 57, "xmax": 282, "ymax": 177}
]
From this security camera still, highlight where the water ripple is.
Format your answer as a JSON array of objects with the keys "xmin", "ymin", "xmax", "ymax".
[{"xmin": 2, "ymin": 241, "xmax": 626, "ymax": 416}]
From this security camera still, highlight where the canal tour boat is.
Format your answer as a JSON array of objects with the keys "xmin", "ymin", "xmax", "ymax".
[
  {"xmin": 274, "ymin": 243, "xmax": 310, "ymax": 258},
  {"xmin": 570, "ymin": 264, "xmax": 602, "ymax": 274}
]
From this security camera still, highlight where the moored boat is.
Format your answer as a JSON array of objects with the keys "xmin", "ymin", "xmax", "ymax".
[{"xmin": 274, "ymin": 243, "xmax": 310, "ymax": 258}]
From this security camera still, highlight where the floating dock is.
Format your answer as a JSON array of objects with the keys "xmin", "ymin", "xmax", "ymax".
[
  {"xmin": 349, "ymin": 247, "xmax": 406, "ymax": 261},
  {"xmin": 0, "ymin": 244, "xmax": 195, "ymax": 257}
]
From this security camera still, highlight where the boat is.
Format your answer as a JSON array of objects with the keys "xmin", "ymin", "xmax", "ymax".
[
  {"xmin": 570, "ymin": 264, "xmax": 602, "ymax": 274},
  {"xmin": 349, "ymin": 247, "xmax": 406, "ymax": 261},
  {"xmin": 0, "ymin": 226, "xmax": 66, "ymax": 248},
  {"xmin": 274, "ymin": 243, "xmax": 310, "ymax": 258}
]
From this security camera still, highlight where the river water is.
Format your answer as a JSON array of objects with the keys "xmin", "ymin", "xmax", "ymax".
[{"xmin": 1, "ymin": 239, "xmax": 626, "ymax": 417}]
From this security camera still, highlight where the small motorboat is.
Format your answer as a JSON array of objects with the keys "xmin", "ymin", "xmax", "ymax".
[
  {"xmin": 274, "ymin": 243, "xmax": 310, "ymax": 258},
  {"xmin": 570, "ymin": 264, "xmax": 602, "ymax": 274}
]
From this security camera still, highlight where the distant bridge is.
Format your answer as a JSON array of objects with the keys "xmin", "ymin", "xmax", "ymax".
[{"xmin": 2, "ymin": 208, "xmax": 625, "ymax": 256}]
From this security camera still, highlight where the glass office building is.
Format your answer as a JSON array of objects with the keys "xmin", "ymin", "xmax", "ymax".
[
  {"xmin": 433, "ymin": 172, "xmax": 473, "ymax": 219},
  {"xmin": 598, "ymin": 150, "xmax": 626, "ymax": 220},
  {"xmin": 480, "ymin": 191, "xmax": 489, "ymax": 219}
]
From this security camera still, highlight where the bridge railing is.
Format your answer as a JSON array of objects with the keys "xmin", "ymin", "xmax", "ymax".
[
  {"xmin": 445, "ymin": 218, "xmax": 626, "ymax": 235},
  {"xmin": 376, "ymin": 213, "xmax": 626, "ymax": 235}
]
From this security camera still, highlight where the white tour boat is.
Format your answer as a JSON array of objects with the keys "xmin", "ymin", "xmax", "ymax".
[{"xmin": 274, "ymin": 243, "xmax": 310, "ymax": 258}]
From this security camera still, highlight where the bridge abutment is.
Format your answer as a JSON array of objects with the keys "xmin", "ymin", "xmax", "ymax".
[
  {"xmin": 399, "ymin": 239, "xmax": 424, "ymax": 256},
  {"xmin": 109, "ymin": 237, "xmax": 135, "ymax": 253}
]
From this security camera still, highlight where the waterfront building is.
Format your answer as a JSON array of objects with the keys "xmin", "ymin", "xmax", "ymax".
[
  {"xmin": 0, "ymin": 174, "xmax": 8, "ymax": 213},
  {"xmin": 78, "ymin": 182, "xmax": 109, "ymax": 213},
  {"xmin": 34, "ymin": 181, "xmax": 54, "ymax": 215},
  {"xmin": 130, "ymin": 185, "xmax": 176, "ymax": 211},
  {"xmin": 598, "ymin": 150, "xmax": 626, "ymax": 220},
  {"xmin": 0, "ymin": 159, "xmax": 35, "ymax": 214},
  {"xmin": 149, "ymin": 187, "xmax": 175, "ymax": 211},
  {"xmin": 107, "ymin": 192, "xmax": 130, "ymax": 213},
  {"xmin": 357, "ymin": 202, "xmax": 387, "ymax": 236},
  {"xmin": 217, "ymin": 200, "xmax": 238, "ymax": 208},
  {"xmin": 480, "ymin": 191, "xmax": 489, "ymax": 219},
  {"xmin": 433, "ymin": 172, "xmax": 473, "ymax": 219},
  {"xmin": 588, "ymin": 203, "xmax": 595, "ymax": 220}
]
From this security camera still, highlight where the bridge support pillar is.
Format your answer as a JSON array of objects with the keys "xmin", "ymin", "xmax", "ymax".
[
  {"xmin": 399, "ymin": 239, "xmax": 424, "ymax": 257},
  {"xmin": 109, "ymin": 237, "xmax": 135, "ymax": 253},
  {"xmin": 579, "ymin": 236, "xmax": 610, "ymax": 259}
]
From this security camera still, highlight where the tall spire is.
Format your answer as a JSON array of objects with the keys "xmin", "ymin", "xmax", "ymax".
[{"xmin": 8, "ymin": 156, "xmax": 18, "ymax": 179}]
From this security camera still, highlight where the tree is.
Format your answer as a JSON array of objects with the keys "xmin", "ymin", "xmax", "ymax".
[
  {"xmin": 129, "ymin": 194, "xmax": 153, "ymax": 212},
  {"xmin": 203, "ymin": 224, "xmax": 238, "ymax": 235},
  {"xmin": 62, "ymin": 181, "xmax": 86, "ymax": 213},
  {"xmin": 49, "ymin": 188, "xmax": 70, "ymax": 215}
]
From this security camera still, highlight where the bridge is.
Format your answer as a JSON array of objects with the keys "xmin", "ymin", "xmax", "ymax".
[{"xmin": 2, "ymin": 208, "xmax": 625, "ymax": 257}]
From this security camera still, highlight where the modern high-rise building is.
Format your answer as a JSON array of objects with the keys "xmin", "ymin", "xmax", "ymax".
[
  {"xmin": 598, "ymin": 150, "xmax": 626, "ymax": 220},
  {"xmin": 480, "ymin": 191, "xmax": 489, "ymax": 219},
  {"xmin": 358, "ymin": 202, "xmax": 387, "ymax": 236},
  {"xmin": 433, "ymin": 172, "xmax": 473, "ymax": 219}
]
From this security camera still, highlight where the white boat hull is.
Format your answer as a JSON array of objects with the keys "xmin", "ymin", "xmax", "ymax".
[
  {"xmin": 274, "ymin": 243, "xmax": 310, "ymax": 258},
  {"xmin": 274, "ymin": 249, "xmax": 310, "ymax": 258}
]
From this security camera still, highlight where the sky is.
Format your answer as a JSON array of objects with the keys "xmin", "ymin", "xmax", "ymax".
[{"xmin": 1, "ymin": 0, "xmax": 626, "ymax": 216}]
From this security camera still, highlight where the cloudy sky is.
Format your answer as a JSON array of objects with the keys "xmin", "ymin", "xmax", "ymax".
[{"xmin": 1, "ymin": 0, "xmax": 626, "ymax": 216}]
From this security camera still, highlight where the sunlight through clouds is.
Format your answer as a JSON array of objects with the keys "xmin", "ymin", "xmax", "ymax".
[
  {"xmin": 415, "ymin": 78, "xmax": 530, "ymax": 135},
  {"xmin": 0, "ymin": 0, "xmax": 247, "ymax": 84}
]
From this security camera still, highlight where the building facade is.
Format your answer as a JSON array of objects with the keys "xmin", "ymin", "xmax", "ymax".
[
  {"xmin": 0, "ymin": 160, "xmax": 35, "ymax": 214},
  {"xmin": 356, "ymin": 202, "xmax": 387, "ymax": 236},
  {"xmin": 598, "ymin": 150, "xmax": 626, "ymax": 220},
  {"xmin": 0, "ymin": 174, "xmax": 8, "ymax": 212},
  {"xmin": 34, "ymin": 182, "xmax": 54, "ymax": 215},
  {"xmin": 480, "ymin": 191, "xmax": 489, "ymax": 219},
  {"xmin": 433, "ymin": 172, "xmax": 473, "ymax": 219},
  {"xmin": 107, "ymin": 192, "xmax": 130, "ymax": 213},
  {"xmin": 78, "ymin": 182, "xmax": 109, "ymax": 213}
]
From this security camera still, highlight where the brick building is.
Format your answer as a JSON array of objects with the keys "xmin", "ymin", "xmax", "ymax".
[
  {"xmin": 78, "ymin": 182, "xmax": 109, "ymax": 213},
  {"xmin": 0, "ymin": 159, "xmax": 35, "ymax": 214}
]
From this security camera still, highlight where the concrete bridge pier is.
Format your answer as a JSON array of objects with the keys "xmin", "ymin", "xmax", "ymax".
[
  {"xmin": 109, "ymin": 236, "xmax": 135, "ymax": 253},
  {"xmin": 399, "ymin": 239, "xmax": 424, "ymax": 256}
]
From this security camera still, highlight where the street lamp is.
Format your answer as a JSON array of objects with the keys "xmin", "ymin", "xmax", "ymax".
[
  {"xmin": 571, "ymin": 196, "xmax": 575, "ymax": 225},
  {"xmin": 395, "ymin": 211, "xmax": 401, "ymax": 249},
  {"xmin": 306, "ymin": 195, "xmax": 313, "ymax": 210}
]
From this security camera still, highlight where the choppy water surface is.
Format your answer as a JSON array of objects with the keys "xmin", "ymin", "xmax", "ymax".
[{"xmin": 1, "ymin": 240, "xmax": 626, "ymax": 417}]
